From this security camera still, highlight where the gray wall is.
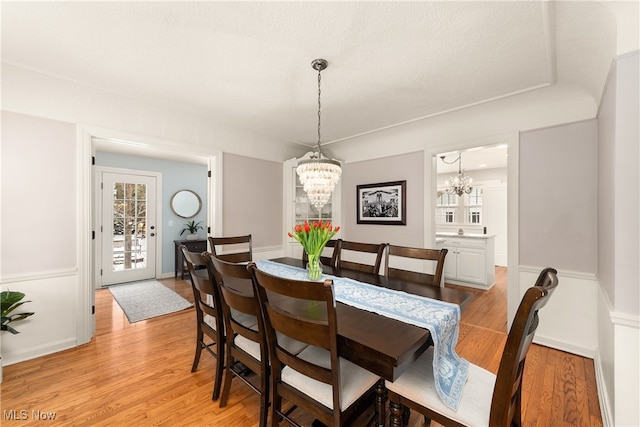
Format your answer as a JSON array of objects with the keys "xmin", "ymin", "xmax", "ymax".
[
  {"xmin": 222, "ymin": 153, "xmax": 283, "ymax": 248},
  {"xmin": 342, "ymin": 151, "xmax": 424, "ymax": 247},
  {"xmin": 519, "ymin": 120, "xmax": 598, "ymax": 273},
  {"xmin": 2, "ymin": 111, "xmax": 77, "ymax": 276},
  {"xmin": 1, "ymin": 111, "xmax": 80, "ymax": 360},
  {"xmin": 95, "ymin": 152, "xmax": 208, "ymax": 276}
]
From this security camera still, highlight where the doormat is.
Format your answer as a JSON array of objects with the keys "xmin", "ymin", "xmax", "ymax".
[{"xmin": 107, "ymin": 280, "xmax": 193, "ymax": 323}]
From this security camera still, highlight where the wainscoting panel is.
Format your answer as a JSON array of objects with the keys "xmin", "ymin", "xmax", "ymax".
[
  {"xmin": 518, "ymin": 266, "xmax": 598, "ymax": 358},
  {"xmin": 1, "ymin": 269, "xmax": 80, "ymax": 366}
]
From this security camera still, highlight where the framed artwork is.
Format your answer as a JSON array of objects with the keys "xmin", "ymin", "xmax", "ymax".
[{"xmin": 356, "ymin": 180, "xmax": 406, "ymax": 225}]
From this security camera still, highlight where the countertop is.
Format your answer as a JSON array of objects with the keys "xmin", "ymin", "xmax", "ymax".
[{"xmin": 436, "ymin": 232, "xmax": 496, "ymax": 239}]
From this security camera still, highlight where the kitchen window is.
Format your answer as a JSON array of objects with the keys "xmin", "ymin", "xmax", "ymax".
[{"xmin": 436, "ymin": 186, "xmax": 483, "ymax": 225}]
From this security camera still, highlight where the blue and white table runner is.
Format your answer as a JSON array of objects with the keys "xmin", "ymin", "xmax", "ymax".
[{"xmin": 255, "ymin": 260, "xmax": 469, "ymax": 410}]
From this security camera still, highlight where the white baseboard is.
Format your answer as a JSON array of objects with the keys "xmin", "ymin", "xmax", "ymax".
[
  {"xmin": 594, "ymin": 350, "xmax": 614, "ymax": 427},
  {"xmin": 2, "ymin": 337, "xmax": 77, "ymax": 366},
  {"xmin": 533, "ymin": 334, "xmax": 595, "ymax": 359}
]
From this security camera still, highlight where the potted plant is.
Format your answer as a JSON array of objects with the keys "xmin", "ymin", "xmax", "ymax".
[
  {"xmin": 180, "ymin": 220, "xmax": 203, "ymax": 240},
  {"xmin": 1, "ymin": 290, "xmax": 35, "ymax": 334}
]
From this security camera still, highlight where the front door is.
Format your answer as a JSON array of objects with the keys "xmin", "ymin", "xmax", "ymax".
[{"xmin": 100, "ymin": 171, "xmax": 158, "ymax": 285}]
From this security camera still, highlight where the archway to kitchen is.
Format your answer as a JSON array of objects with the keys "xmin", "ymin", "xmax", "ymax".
[{"xmin": 429, "ymin": 132, "xmax": 519, "ymax": 328}]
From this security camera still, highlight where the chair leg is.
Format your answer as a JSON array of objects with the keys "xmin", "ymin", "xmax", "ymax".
[
  {"xmin": 191, "ymin": 326, "xmax": 206, "ymax": 372},
  {"xmin": 219, "ymin": 350, "xmax": 234, "ymax": 407},
  {"xmin": 191, "ymin": 338, "xmax": 203, "ymax": 372},
  {"xmin": 259, "ymin": 370, "xmax": 269, "ymax": 427},
  {"xmin": 270, "ymin": 389, "xmax": 281, "ymax": 427},
  {"xmin": 212, "ymin": 341, "xmax": 224, "ymax": 401}
]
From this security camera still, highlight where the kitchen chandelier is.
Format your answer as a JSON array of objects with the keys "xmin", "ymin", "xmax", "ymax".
[
  {"xmin": 440, "ymin": 153, "xmax": 473, "ymax": 196},
  {"xmin": 296, "ymin": 59, "xmax": 342, "ymax": 211}
]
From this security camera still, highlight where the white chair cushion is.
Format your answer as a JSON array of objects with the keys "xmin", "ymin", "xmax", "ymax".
[
  {"xmin": 386, "ymin": 347, "xmax": 496, "ymax": 427},
  {"xmin": 281, "ymin": 345, "xmax": 379, "ymax": 410},
  {"xmin": 203, "ymin": 314, "xmax": 217, "ymax": 330},
  {"xmin": 203, "ymin": 311, "xmax": 255, "ymax": 332},
  {"xmin": 231, "ymin": 309, "xmax": 258, "ymax": 329},
  {"xmin": 276, "ymin": 332, "xmax": 309, "ymax": 356},
  {"xmin": 234, "ymin": 333, "xmax": 308, "ymax": 362},
  {"xmin": 234, "ymin": 334, "xmax": 261, "ymax": 360}
]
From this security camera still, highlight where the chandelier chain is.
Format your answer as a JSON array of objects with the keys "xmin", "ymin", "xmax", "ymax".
[
  {"xmin": 296, "ymin": 58, "xmax": 341, "ymax": 212},
  {"xmin": 317, "ymin": 67, "xmax": 322, "ymax": 152}
]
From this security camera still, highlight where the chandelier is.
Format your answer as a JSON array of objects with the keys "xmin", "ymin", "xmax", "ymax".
[
  {"xmin": 296, "ymin": 59, "xmax": 342, "ymax": 211},
  {"xmin": 440, "ymin": 153, "xmax": 473, "ymax": 196}
]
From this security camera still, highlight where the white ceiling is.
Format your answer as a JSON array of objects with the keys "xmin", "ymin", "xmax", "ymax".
[{"xmin": 1, "ymin": 1, "xmax": 635, "ymax": 168}]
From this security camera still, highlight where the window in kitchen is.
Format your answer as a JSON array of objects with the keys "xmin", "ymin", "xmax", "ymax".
[
  {"xmin": 436, "ymin": 186, "xmax": 483, "ymax": 225},
  {"xmin": 466, "ymin": 187, "xmax": 483, "ymax": 224},
  {"xmin": 436, "ymin": 192, "xmax": 458, "ymax": 223}
]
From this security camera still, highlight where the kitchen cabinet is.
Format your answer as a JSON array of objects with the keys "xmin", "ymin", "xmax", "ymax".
[{"xmin": 439, "ymin": 234, "xmax": 495, "ymax": 289}]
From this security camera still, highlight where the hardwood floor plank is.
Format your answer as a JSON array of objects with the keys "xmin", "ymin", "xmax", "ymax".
[{"xmin": 0, "ymin": 271, "xmax": 602, "ymax": 426}]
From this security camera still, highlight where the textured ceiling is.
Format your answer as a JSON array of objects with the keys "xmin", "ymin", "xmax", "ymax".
[{"xmin": 1, "ymin": 1, "xmax": 632, "ymax": 155}]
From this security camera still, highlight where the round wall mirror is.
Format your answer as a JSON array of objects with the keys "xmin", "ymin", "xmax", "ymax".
[{"xmin": 171, "ymin": 190, "xmax": 202, "ymax": 218}]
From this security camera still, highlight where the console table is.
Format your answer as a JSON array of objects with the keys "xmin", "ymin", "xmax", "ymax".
[{"xmin": 174, "ymin": 239, "xmax": 207, "ymax": 279}]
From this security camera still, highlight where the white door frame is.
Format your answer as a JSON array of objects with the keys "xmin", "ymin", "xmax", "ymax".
[
  {"xmin": 94, "ymin": 167, "xmax": 162, "ymax": 288},
  {"xmin": 77, "ymin": 125, "xmax": 222, "ymax": 344}
]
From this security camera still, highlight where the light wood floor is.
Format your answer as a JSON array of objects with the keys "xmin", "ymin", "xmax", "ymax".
[{"xmin": 1, "ymin": 268, "xmax": 602, "ymax": 426}]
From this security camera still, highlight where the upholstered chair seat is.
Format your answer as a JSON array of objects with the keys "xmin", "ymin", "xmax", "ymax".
[
  {"xmin": 281, "ymin": 345, "xmax": 380, "ymax": 411},
  {"xmin": 386, "ymin": 347, "xmax": 496, "ymax": 426},
  {"xmin": 234, "ymin": 333, "xmax": 308, "ymax": 361}
]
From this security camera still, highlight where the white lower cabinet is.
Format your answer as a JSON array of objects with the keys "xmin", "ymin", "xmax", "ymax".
[{"xmin": 441, "ymin": 235, "xmax": 495, "ymax": 289}]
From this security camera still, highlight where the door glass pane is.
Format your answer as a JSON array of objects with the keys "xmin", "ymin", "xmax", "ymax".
[{"xmin": 112, "ymin": 181, "xmax": 147, "ymax": 271}]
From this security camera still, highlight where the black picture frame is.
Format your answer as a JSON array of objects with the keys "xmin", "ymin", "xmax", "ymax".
[{"xmin": 356, "ymin": 180, "xmax": 406, "ymax": 225}]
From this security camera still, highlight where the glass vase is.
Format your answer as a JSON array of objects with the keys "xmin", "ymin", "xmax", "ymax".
[{"xmin": 306, "ymin": 253, "xmax": 323, "ymax": 280}]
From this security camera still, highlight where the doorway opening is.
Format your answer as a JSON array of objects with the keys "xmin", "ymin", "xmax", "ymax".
[
  {"xmin": 80, "ymin": 128, "xmax": 220, "ymax": 340},
  {"xmin": 432, "ymin": 136, "xmax": 519, "ymax": 329}
]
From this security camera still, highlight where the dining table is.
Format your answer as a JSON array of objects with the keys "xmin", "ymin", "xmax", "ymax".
[{"xmin": 263, "ymin": 257, "xmax": 474, "ymax": 426}]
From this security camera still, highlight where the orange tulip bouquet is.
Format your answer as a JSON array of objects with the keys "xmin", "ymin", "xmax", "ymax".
[{"xmin": 288, "ymin": 220, "xmax": 340, "ymax": 280}]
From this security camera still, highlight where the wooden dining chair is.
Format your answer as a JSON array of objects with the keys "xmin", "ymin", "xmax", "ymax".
[
  {"xmin": 338, "ymin": 240, "xmax": 386, "ymax": 274},
  {"xmin": 179, "ymin": 245, "xmax": 225, "ymax": 401},
  {"xmin": 301, "ymin": 238, "xmax": 342, "ymax": 268},
  {"xmin": 385, "ymin": 245, "xmax": 448, "ymax": 288},
  {"xmin": 204, "ymin": 253, "xmax": 269, "ymax": 427},
  {"xmin": 248, "ymin": 263, "xmax": 380, "ymax": 427},
  {"xmin": 386, "ymin": 267, "xmax": 559, "ymax": 427},
  {"xmin": 209, "ymin": 234, "xmax": 252, "ymax": 263}
]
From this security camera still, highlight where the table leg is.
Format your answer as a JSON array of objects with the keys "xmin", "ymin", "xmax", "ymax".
[
  {"xmin": 375, "ymin": 379, "xmax": 386, "ymax": 427},
  {"xmin": 389, "ymin": 400, "xmax": 404, "ymax": 427}
]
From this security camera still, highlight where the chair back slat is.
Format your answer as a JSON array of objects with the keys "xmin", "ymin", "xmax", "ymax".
[
  {"xmin": 206, "ymin": 255, "xmax": 259, "ymax": 338},
  {"xmin": 209, "ymin": 234, "xmax": 252, "ymax": 263},
  {"xmin": 338, "ymin": 240, "xmax": 386, "ymax": 274},
  {"xmin": 385, "ymin": 245, "xmax": 448, "ymax": 288}
]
